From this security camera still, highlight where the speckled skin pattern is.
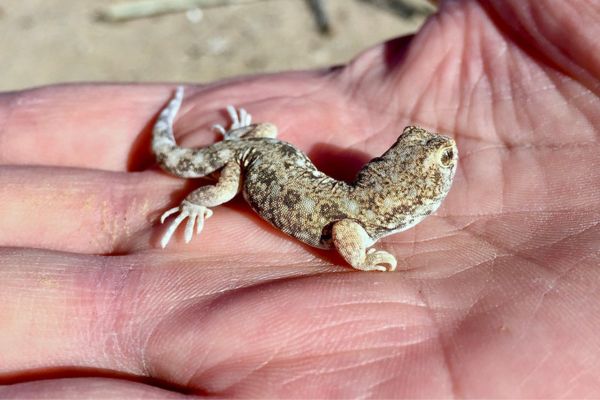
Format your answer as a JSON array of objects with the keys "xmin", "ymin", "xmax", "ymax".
[{"xmin": 153, "ymin": 87, "xmax": 458, "ymax": 271}]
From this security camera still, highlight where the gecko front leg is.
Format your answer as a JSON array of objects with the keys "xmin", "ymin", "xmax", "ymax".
[
  {"xmin": 332, "ymin": 219, "xmax": 397, "ymax": 272},
  {"xmin": 160, "ymin": 161, "xmax": 243, "ymax": 247}
]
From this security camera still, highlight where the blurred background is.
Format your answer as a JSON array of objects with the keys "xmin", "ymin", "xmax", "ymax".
[{"xmin": 0, "ymin": 0, "xmax": 435, "ymax": 91}]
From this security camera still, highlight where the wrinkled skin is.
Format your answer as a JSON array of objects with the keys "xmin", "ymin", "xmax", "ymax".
[{"xmin": 1, "ymin": 0, "xmax": 599, "ymax": 398}]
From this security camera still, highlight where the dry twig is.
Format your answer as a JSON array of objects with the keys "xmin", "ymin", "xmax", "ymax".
[{"xmin": 97, "ymin": 0, "xmax": 265, "ymax": 22}]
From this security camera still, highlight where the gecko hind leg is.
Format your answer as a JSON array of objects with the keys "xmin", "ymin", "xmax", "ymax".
[
  {"xmin": 213, "ymin": 106, "xmax": 278, "ymax": 140},
  {"xmin": 212, "ymin": 105, "xmax": 251, "ymax": 138}
]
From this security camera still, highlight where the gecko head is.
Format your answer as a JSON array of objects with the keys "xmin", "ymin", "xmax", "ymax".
[
  {"xmin": 359, "ymin": 126, "xmax": 458, "ymax": 235},
  {"xmin": 392, "ymin": 125, "xmax": 458, "ymax": 202}
]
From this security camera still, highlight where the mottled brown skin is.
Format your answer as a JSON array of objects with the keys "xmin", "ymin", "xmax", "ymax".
[
  {"xmin": 153, "ymin": 88, "xmax": 458, "ymax": 271},
  {"xmin": 241, "ymin": 128, "xmax": 457, "ymax": 250}
]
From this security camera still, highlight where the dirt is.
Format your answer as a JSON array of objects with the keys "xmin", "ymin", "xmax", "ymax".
[{"xmin": 0, "ymin": 0, "xmax": 433, "ymax": 91}]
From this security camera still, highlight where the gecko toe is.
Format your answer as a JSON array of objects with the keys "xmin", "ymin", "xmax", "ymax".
[
  {"xmin": 160, "ymin": 201, "xmax": 213, "ymax": 247},
  {"xmin": 365, "ymin": 249, "xmax": 397, "ymax": 272}
]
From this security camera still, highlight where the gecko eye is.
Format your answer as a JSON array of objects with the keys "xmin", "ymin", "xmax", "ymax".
[{"xmin": 438, "ymin": 146, "xmax": 455, "ymax": 167}]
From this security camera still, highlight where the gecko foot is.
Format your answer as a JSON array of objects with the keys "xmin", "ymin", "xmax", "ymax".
[
  {"xmin": 212, "ymin": 105, "xmax": 252, "ymax": 139},
  {"xmin": 159, "ymin": 201, "xmax": 213, "ymax": 248},
  {"xmin": 361, "ymin": 248, "xmax": 398, "ymax": 272}
]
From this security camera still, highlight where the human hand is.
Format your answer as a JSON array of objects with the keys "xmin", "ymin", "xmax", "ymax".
[{"xmin": 1, "ymin": 0, "xmax": 598, "ymax": 397}]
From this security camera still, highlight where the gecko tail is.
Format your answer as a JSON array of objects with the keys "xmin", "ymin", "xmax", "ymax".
[
  {"xmin": 152, "ymin": 86, "xmax": 184, "ymax": 154},
  {"xmin": 151, "ymin": 86, "xmax": 240, "ymax": 179}
]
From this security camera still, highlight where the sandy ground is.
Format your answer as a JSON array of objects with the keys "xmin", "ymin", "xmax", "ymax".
[{"xmin": 0, "ymin": 0, "xmax": 433, "ymax": 91}]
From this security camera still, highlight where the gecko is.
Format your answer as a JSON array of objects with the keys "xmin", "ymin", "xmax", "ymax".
[{"xmin": 152, "ymin": 86, "xmax": 458, "ymax": 272}]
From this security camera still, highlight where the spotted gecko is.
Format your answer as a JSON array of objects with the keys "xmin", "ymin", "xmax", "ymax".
[{"xmin": 152, "ymin": 87, "xmax": 458, "ymax": 271}]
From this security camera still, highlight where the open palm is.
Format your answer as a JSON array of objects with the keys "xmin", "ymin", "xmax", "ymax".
[{"xmin": 1, "ymin": 0, "xmax": 598, "ymax": 397}]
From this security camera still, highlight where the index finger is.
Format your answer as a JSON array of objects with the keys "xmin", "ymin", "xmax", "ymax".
[
  {"xmin": 0, "ymin": 84, "xmax": 173, "ymax": 171},
  {"xmin": 0, "ymin": 70, "xmax": 382, "ymax": 174}
]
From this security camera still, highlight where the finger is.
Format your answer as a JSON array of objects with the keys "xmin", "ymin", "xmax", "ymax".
[
  {"xmin": 0, "ymin": 72, "xmax": 385, "ymax": 178},
  {"xmin": 0, "ymin": 166, "xmax": 171, "ymax": 253},
  {"xmin": 0, "ymin": 247, "xmax": 329, "ymax": 388},
  {"xmin": 0, "ymin": 377, "xmax": 189, "ymax": 399},
  {"xmin": 0, "ymin": 85, "xmax": 247, "ymax": 171},
  {"xmin": 0, "ymin": 164, "xmax": 312, "ymax": 255},
  {"xmin": 0, "ymin": 249, "xmax": 432, "ymax": 396},
  {"xmin": 0, "ymin": 85, "xmax": 174, "ymax": 171}
]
